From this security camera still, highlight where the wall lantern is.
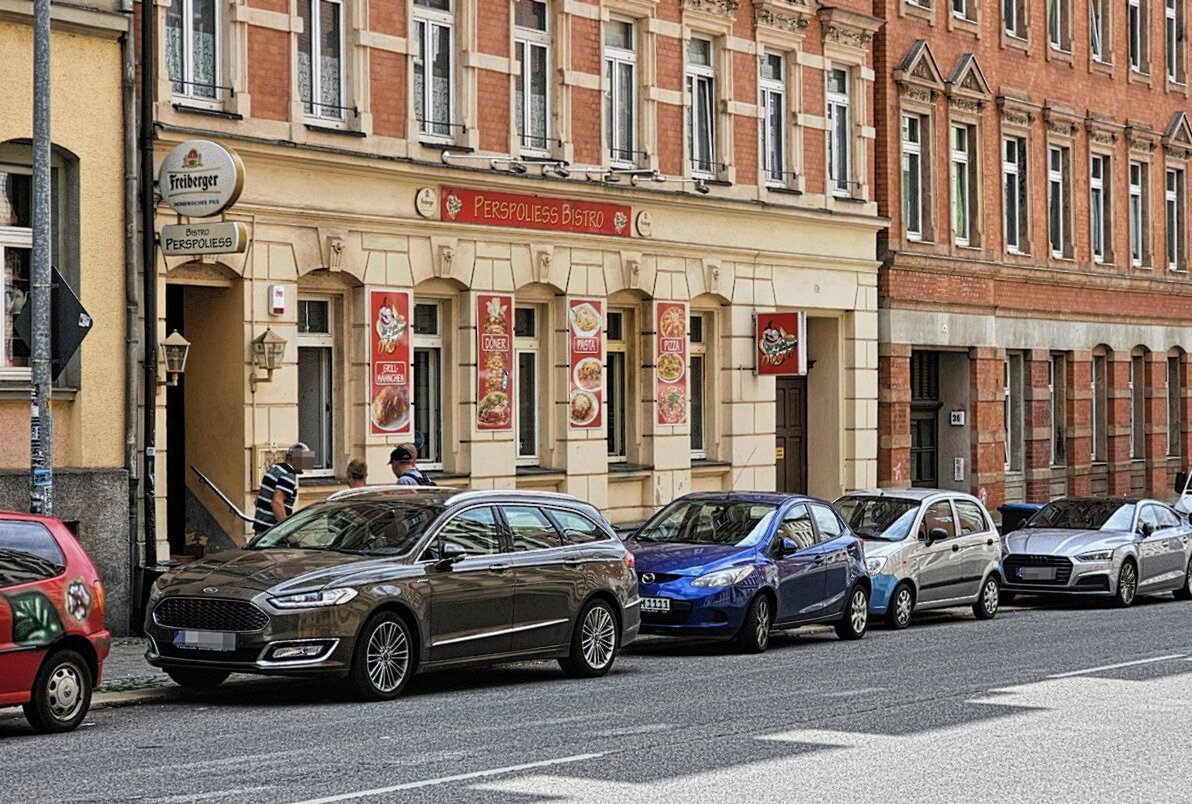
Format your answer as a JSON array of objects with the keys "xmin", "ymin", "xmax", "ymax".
[
  {"xmin": 158, "ymin": 330, "xmax": 191, "ymax": 388},
  {"xmin": 250, "ymin": 327, "xmax": 287, "ymax": 392}
]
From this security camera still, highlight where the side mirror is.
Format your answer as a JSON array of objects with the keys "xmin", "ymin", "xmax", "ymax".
[
  {"xmin": 1139, "ymin": 522, "xmax": 1155, "ymax": 537},
  {"xmin": 434, "ymin": 542, "xmax": 469, "ymax": 570},
  {"xmin": 926, "ymin": 527, "xmax": 949, "ymax": 545},
  {"xmin": 780, "ymin": 537, "xmax": 800, "ymax": 556}
]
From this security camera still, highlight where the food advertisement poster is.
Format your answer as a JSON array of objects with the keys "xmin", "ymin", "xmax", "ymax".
[
  {"xmin": 655, "ymin": 301, "xmax": 689, "ymax": 426},
  {"xmin": 755, "ymin": 312, "xmax": 807, "ymax": 376},
  {"xmin": 476, "ymin": 294, "xmax": 514, "ymax": 431},
  {"xmin": 368, "ymin": 289, "xmax": 413, "ymax": 437},
  {"xmin": 568, "ymin": 298, "xmax": 604, "ymax": 430}
]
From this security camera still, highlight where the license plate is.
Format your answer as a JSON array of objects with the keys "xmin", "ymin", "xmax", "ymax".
[
  {"xmin": 640, "ymin": 597, "xmax": 671, "ymax": 613},
  {"xmin": 1018, "ymin": 567, "xmax": 1056, "ymax": 581},
  {"xmin": 171, "ymin": 629, "xmax": 236, "ymax": 651}
]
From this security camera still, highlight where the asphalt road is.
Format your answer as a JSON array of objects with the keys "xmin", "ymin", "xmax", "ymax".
[{"xmin": 4, "ymin": 595, "xmax": 1192, "ymax": 803}]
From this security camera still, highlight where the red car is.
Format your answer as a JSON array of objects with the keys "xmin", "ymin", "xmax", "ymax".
[{"xmin": 0, "ymin": 511, "xmax": 110, "ymax": 732}]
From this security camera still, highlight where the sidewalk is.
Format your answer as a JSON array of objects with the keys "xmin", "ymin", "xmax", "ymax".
[{"xmin": 100, "ymin": 638, "xmax": 170, "ymax": 692}]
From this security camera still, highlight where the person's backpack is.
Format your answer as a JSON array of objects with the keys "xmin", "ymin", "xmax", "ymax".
[{"xmin": 402, "ymin": 468, "xmax": 436, "ymax": 487}]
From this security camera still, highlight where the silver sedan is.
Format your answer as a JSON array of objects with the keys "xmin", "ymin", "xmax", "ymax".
[{"xmin": 1001, "ymin": 497, "xmax": 1192, "ymax": 606}]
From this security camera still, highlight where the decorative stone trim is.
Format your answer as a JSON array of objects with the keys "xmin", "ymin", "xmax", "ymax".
[
  {"xmin": 996, "ymin": 94, "xmax": 1036, "ymax": 131},
  {"xmin": 1163, "ymin": 112, "xmax": 1192, "ymax": 160},
  {"xmin": 1127, "ymin": 120, "xmax": 1159, "ymax": 154},
  {"xmin": 1043, "ymin": 104, "xmax": 1082, "ymax": 139},
  {"xmin": 1085, "ymin": 116, "xmax": 1121, "ymax": 147},
  {"xmin": 894, "ymin": 40, "xmax": 944, "ymax": 105},
  {"xmin": 817, "ymin": 5, "xmax": 883, "ymax": 52},
  {"xmin": 945, "ymin": 53, "xmax": 990, "ymax": 112},
  {"xmin": 682, "ymin": 0, "xmax": 740, "ymax": 14},
  {"xmin": 754, "ymin": 0, "xmax": 812, "ymax": 34}
]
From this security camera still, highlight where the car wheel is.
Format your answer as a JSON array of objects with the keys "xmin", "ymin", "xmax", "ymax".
[
  {"xmin": 559, "ymin": 599, "xmax": 620, "ymax": 677},
  {"xmin": 884, "ymin": 583, "xmax": 914, "ymax": 630},
  {"xmin": 1173, "ymin": 556, "xmax": 1192, "ymax": 601},
  {"xmin": 835, "ymin": 585, "xmax": 869, "ymax": 640},
  {"xmin": 1113, "ymin": 560, "xmax": 1138, "ymax": 608},
  {"xmin": 165, "ymin": 668, "xmax": 231, "ymax": 690},
  {"xmin": 349, "ymin": 612, "xmax": 414, "ymax": 701},
  {"xmin": 731, "ymin": 593, "xmax": 772, "ymax": 654},
  {"xmin": 23, "ymin": 649, "xmax": 92, "ymax": 734},
  {"xmin": 973, "ymin": 575, "xmax": 1000, "ymax": 620}
]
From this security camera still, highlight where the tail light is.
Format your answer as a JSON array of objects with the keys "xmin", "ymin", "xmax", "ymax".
[{"xmin": 622, "ymin": 551, "xmax": 635, "ymax": 571}]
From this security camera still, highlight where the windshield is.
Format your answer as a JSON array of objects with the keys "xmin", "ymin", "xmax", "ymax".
[
  {"xmin": 248, "ymin": 501, "xmax": 445, "ymax": 555},
  {"xmin": 633, "ymin": 501, "xmax": 777, "ymax": 547},
  {"xmin": 836, "ymin": 497, "xmax": 920, "ymax": 541},
  {"xmin": 1024, "ymin": 500, "xmax": 1136, "ymax": 531}
]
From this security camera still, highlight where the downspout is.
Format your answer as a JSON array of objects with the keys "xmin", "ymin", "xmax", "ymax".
[
  {"xmin": 120, "ymin": 11, "xmax": 141, "ymax": 633},
  {"xmin": 140, "ymin": 0, "xmax": 159, "ymax": 572}
]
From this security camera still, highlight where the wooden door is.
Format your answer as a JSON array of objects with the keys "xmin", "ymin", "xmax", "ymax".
[{"xmin": 776, "ymin": 376, "xmax": 808, "ymax": 494}]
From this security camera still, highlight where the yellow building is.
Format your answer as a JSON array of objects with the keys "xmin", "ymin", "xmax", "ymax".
[{"xmin": 0, "ymin": 0, "xmax": 132, "ymax": 628}]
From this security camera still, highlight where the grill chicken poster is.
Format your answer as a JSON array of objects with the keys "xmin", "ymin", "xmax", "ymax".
[
  {"xmin": 655, "ymin": 301, "xmax": 689, "ymax": 426},
  {"xmin": 568, "ymin": 298, "xmax": 604, "ymax": 430},
  {"xmin": 755, "ymin": 312, "xmax": 807, "ymax": 376},
  {"xmin": 368, "ymin": 289, "xmax": 412, "ymax": 437},
  {"xmin": 476, "ymin": 294, "xmax": 514, "ymax": 431}
]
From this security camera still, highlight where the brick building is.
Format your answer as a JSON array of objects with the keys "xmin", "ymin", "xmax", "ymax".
[
  {"xmin": 872, "ymin": 0, "xmax": 1192, "ymax": 511},
  {"xmin": 138, "ymin": 0, "xmax": 886, "ymax": 557}
]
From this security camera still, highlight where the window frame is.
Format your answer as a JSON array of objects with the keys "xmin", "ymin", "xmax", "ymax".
[
  {"xmin": 296, "ymin": 295, "xmax": 336, "ymax": 478},
  {"xmin": 1129, "ymin": 0, "xmax": 1147, "ymax": 73},
  {"xmin": 686, "ymin": 36, "xmax": 717, "ymax": 180},
  {"xmin": 604, "ymin": 17, "xmax": 638, "ymax": 168},
  {"xmin": 413, "ymin": 0, "xmax": 456, "ymax": 141},
  {"xmin": 1050, "ymin": 353, "xmax": 1067, "ymax": 467},
  {"xmin": 1048, "ymin": 0, "xmax": 1070, "ymax": 51},
  {"xmin": 606, "ymin": 308, "xmax": 631, "ymax": 461},
  {"xmin": 759, "ymin": 52, "xmax": 787, "ymax": 187},
  {"xmin": 1003, "ymin": 135, "xmax": 1029, "ymax": 254},
  {"xmin": 902, "ymin": 113, "xmax": 925, "ymax": 241},
  {"xmin": 1167, "ymin": 0, "xmax": 1184, "ymax": 83},
  {"xmin": 1166, "ymin": 167, "xmax": 1185, "ymax": 271},
  {"xmin": 1090, "ymin": 152, "xmax": 1111, "ymax": 263},
  {"xmin": 1004, "ymin": 353, "xmax": 1024, "ymax": 472},
  {"xmin": 1048, "ymin": 145, "xmax": 1071, "ymax": 259},
  {"xmin": 413, "ymin": 299, "xmax": 446, "ymax": 470},
  {"xmin": 1092, "ymin": 353, "xmax": 1109, "ymax": 462},
  {"xmin": 299, "ymin": 0, "xmax": 347, "ymax": 125},
  {"xmin": 165, "ymin": 0, "xmax": 223, "ymax": 106},
  {"xmin": 826, "ymin": 66, "xmax": 853, "ymax": 197},
  {"xmin": 1004, "ymin": 0, "xmax": 1027, "ymax": 39},
  {"xmin": 514, "ymin": 1, "xmax": 551, "ymax": 155},
  {"xmin": 1169, "ymin": 355, "xmax": 1183, "ymax": 456},
  {"xmin": 1090, "ymin": 0, "xmax": 1108, "ymax": 62},
  {"xmin": 950, "ymin": 123, "xmax": 976, "ymax": 246},
  {"xmin": 1129, "ymin": 160, "xmax": 1149, "ymax": 267},
  {"xmin": 514, "ymin": 304, "xmax": 541, "ymax": 466},
  {"xmin": 1130, "ymin": 354, "xmax": 1147, "ymax": 460},
  {"xmin": 689, "ymin": 311, "xmax": 708, "ymax": 459}
]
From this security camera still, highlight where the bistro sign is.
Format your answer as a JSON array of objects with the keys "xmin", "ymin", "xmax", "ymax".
[
  {"xmin": 441, "ymin": 187, "xmax": 631, "ymax": 237},
  {"xmin": 160, "ymin": 222, "xmax": 250, "ymax": 256},
  {"xmin": 157, "ymin": 139, "xmax": 245, "ymax": 217}
]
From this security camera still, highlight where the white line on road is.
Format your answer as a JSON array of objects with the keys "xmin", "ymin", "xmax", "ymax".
[
  {"xmin": 1047, "ymin": 654, "xmax": 1186, "ymax": 679},
  {"xmin": 822, "ymin": 687, "xmax": 888, "ymax": 698},
  {"xmin": 289, "ymin": 752, "xmax": 606, "ymax": 803},
  {"xmin": 153, "ymin": 786, "xmax": 274, "ymax": 803}
]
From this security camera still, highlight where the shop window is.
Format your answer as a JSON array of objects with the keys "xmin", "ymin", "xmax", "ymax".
[
  {"xmin": 1048, "ymin": 145, "xmax": 1072, "ymax": 259},
  {"xmin": 1090, "ymin": 154, "xmax": 1111, "ymax": 263},
  {"xmin": 1130, "ymin": 161, "xmax": 1149, "ymax": 267},
  {"xmin": 1048, "ymin": 0, "xmax": 1071, "ymax": 51},
  {"xmin": 414, "ymin": 301, "xmax": 445, "ymax": 469},
  {"xmin": 950, "ymin": 123, "xmax": 977, "ymax": 247},
  {"xmin": 297, "ymin": 298, "xmax": 335, "ymax": 476},
  {"xmin": 604, "ymin": 18, "xmax": 638, "ymax": 167},
  {"xmin": 760, "ymin": 53, "xmax": 786, "ymax": 186},
  {"xmin": 515, "ymin": 305, "xmax": 541, "ymax": 465},
  {"xmin": 1166, "ymin": 168, "xmax": 1185, "ymax": 271},
  {"xmin": 1168, "ymin": 0, "xmax": 1184, "ymax": 82},
  {"xmin": 902, "ymin": 114, "xmax": 927, "ymax": 241},
  {"xmin": 1091, "ymin": 0, "xmax": 1109, "ymax": 61},
  {"xmin": 1130, "ymin": 0, "xmax": 1148, "ymax": 73},
  {"xmin": 1050, "ymin": 354, "xmax": 1066, "ymax": 466},
  {"xmin": 298, "ymin": 0, "xmax": 345, "ymax": 123},
  {"xmin": 1169, "ymin": 355, "xmax": 1183, "ymax": 455},
  {"xmin": 1003, "ymin": 136, "xmax": 1029, "ymax": 253},
  {"xmin": 607, "ymin": 309, "xmax": 630, "ymax": 460},
  {"xmin": 1004, "ymin": 0, "xmax": 1027, "ymax": 39},
  {"xmin": 165, "ymin": 0, "xmax": 221, "ymax": 104},
  {"xmin": 1131, "ymin": 353, "xmax": 1146, "ymax": 459},
  {"xmin": 413, "ymin": 0, "xmax": 454, "ymax": 140},
  {"xmin": 690, "ymin": 313, "xmax": 707, "ymax": 458},
  {"xmin": 1004, "ymin": 354, "xmax": 1024, "ymax": 471},
  {"xmin": 686, "ymin": 37, "xmax": 716, "ymax": 179},
  {"xmin": 1092, "ymin": 353, "xmax": 1109, "ymax": 461},
  {"xmin": 515, "ymin": 0, "xmax": 550, "ymax": 154},
  {"xmin": 826, "ymin": 67, "xmax": 853, "ymax": 196}
]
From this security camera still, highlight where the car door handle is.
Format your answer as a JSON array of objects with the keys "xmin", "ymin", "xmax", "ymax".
[
  {"xmin": 486, "ymin": 563, "xmax": 511, "ymax": 573},
  {"xmin": 986, "ymin": 539, "xmax": 994, "ymax": 546},
  {"xmin": 951, "ymin": 545, "xmax": 960, "ymax": 552},
  {"xmin": 813, "ymin": 555, "xmax": 825, "ymax": 565},
  {"xmin": 563, "ymin": 558, "xmax": 583, "ymax": 567}
]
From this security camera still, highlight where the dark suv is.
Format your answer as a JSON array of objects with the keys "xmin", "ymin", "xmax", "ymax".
[{"xmin": 145, "ymin": 488, "xmax": 639, "ymax": 700}]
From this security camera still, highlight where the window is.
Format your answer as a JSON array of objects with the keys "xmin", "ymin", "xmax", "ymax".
[
  {"xmin": 1003, "ymin": 137, "xmax": 1028, "ymax": 253},
  {"xmin": 1130, "ymin": 0, "xmax": 1146, "ymax": 72},
  {"xmin": 686, "ymin": 38, "xmax": 716, "ymax": 178},
  {"xmin": 298, "ymin": 0, "xmax": 344, "ymax": 122},
  {"xmin": 297, "ymin": 298, "xmax": 334, "ymax": 476},
  {"xmin": 607, "ymin": 309, "xmax": 628, "ymax": 460},
  {"xmin": 515, "ymin": 1, "xmax": 550, "ymax": 153},
  {"xmin": 954, "ymin": 499, "xmax": 990, "ymax": 535},
  {"xmin": 436, "ymin": 507, "xmax": 501, "ymax": 557},
  {"xmin": 953, "ymin": 0, "xmax": 975, "ymax": 21},
  {"xmin": 1168, "ymin": 0, "xmax": 1183, "ymax": 82},
  {"xmin": 1091, "ymin": 0, "xmax": 1107, "ymax": 61},
  {"xmin": 778, "ymin": 504, "xmax": 816, "ymax": 552},
  {"xmin": 165, "ymin": 0, "xmax": 220, "ymax": 102},
  {"xmin": 549, "ymin": 510, "xmax": 608, "ymax": 544},
  {"xmin": 1090, "ymin": 154, "xmax": 1110, "ymax": 263},
  {"xmin": 1169, "ymin": 355, "xmax": 1183, "ymax": 455},
  {"xmin": 919, "ymin": 500, "xmax": 957, "ymax": 540},
  {"xmin": 1131, "ymin": 354, "xmax": 1146, "ymax": 459},
  {"xmin": 1048, "ymin": 0, "xmax": 1069, "ymax": 49},
  {"xmin": 1004, "ymin": 0, "xmax": 1027, "ymax": 38},
  {"xmin": 1130, "ymin": 161, "xmax": 1148, "ymax": 266},
  {"xmin": 413, "ymin": 301, "xmax": 444, "ymax": 468},
  {"xmin": 1167, "ymin": 168, "xmax": 1184, "ymax": 270},
  {"xmin": 826, "ymin": 68, "xmax": 852, "ymax": 196},
  {"xmin": 0, "ymin": 168, "xmax": 31, "ymax": 373},
  {"xmin": 515, "ymin": 306, "xmax": 539, "ymax": 464},
  {"xmin": 760, "ymin": 53, "xmax": 786, "ymax": 185},
  {"xmin": 1004, "ymin": 354, "xmax": 1024, "ymax": 471},
  {"xmin": 604, "ymin": 19, "xmax": 637, "ymax": 166},
  {"xmin": 1050, "ymin": 354, "xmax": 1066, "ymax": 466},
  {"xmin": 413, "ymin": 0, "xmax": 454, "ymax": 138},
  {"xmin": 1092, "ymin": 353, "xmax": 1109, "ymax": 461},
  {"xmin": 1048, "ymin": 146, "xmax": 1070, "ymax": 258},
  {"xmin": 0, "ymin": 520, "xmax": 64, "ymax": 589},
  {"xmin": 810, "ymin": 505, "xmax": 844, "ymax": 540},
  {"xmin": 902, "ymin": 114, "xmax": 924, "ymax": 240},
  {"xmin": 505, "ymin": 506, "xmax": 563, "ymax": 551},
  {"xmin": 690, "ymin": 313, "xmax": 707, "ymax": 457},
  {"xmin": 950, "ymin": 124, "xmax": 976, "ymax": 246}
]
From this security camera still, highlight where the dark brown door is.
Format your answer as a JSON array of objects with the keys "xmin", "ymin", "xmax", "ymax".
[{"xmin": 776, "ymin": 376, "xmax": 808, "ymax": 494}]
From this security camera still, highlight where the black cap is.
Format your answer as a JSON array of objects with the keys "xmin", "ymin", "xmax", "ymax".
[{"xmin": 389, "ymin": 446, "xmax": 414, "ymax": 464}]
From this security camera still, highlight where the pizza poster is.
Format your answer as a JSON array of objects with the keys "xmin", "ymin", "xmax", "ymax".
[
  {"xmin": 655, "ymin": 301, "xmax": 689, "ymax": 426},
  {"xmin": 567, "ymin": 298, "xmax": 604, "ymax": 430},
  {"xmin": 755, "ymin": 312, "xmax": 807, "ymax": 376},
  {"xmin": 476, "ymin": 294, "xmax": 514, "ymax": 431},
  {"xmin": 368, "ymin": 289, "xmax": 413, "ymax": 437}
]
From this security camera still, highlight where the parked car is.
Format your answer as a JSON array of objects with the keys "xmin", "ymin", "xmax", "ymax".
[
  {"xmin": 626, "ymin": 492, "xmax": 871, "ymax": 652},
  {"xmin": 145, "ymin": 488, "xmax": 639, "ymax": 700},
  {"xmin": 1001, "ymin": 497, "xmax": 1192, "ymax": 606},
  {"xmin": 0, "ymin": 512, "xmax": 110, "ymax": 733},
  {"xmin": 835, "ymin": 489, "xmax": 1002, "ymax": 629}
]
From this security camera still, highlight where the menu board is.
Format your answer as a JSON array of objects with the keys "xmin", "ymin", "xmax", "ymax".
[
  {"xmin": 567, "ymin": 298, "xmax": 604, "ymax": 430},
  {"xmin": 655, "ymin": 301, "xmax": 689, "ymax": 426},
  {"xmin": 368, "ymin": 289, "xmax": 413, "ymax": 437},
  {"xmin": 476, "ymin": 293, "xmax": 514, "ymax": 431},
  {"xmin": 755, "ymin": 312, "xmax": 807, "ymax": 376}
]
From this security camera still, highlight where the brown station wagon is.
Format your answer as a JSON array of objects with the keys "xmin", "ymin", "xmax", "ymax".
[{"xmin": 145, "ymin": 488, "xmax": 640, "ymax": 700}]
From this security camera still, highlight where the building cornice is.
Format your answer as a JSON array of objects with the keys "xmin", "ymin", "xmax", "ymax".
[{"xmin": 0, "ymin": 0, "xmax": 129, "ymax": 39}]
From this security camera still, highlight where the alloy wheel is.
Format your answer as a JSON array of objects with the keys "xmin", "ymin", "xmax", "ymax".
[
  {"xmin": 754, "ymin": 596, "xmax": 771, "ymax": 650},
  {"xmin": 983, "ymin": 578, "xmax": 999, "ymax": 616},
  {"xmin": 365, "ymin": 621, "xmax": 410, "ymax": 694},
  {"xmin": 581, "ymin": 605, "xmax": 617, "ymax": 670},
  {"xmin": 850, "ymin": 589, "xmax": 868, "ymax": 634},
  {"xmin": 46, "ymin": 663, "xmax": 84, "ymax": 723},
  {"xmin": 1118, "ymin": 562, "xmax": 1137, "ymax": 606},
  {"xmin": 894, "ymin": 587, "xmax": 913, "ymax": 627}
]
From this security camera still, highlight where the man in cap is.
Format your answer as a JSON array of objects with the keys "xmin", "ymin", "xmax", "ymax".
[
  {"xmin": 254, "ymin": 443, "xmax": 314, "ymax": 534},
  {"xmin": 389, "ymin": 443, "xmax": 434, "ymax": 486}
]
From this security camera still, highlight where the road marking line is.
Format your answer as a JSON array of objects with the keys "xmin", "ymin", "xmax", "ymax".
[
  {"xmin": 154, "ymin": 787, "xmax": 274, "ymax": 803},
  {"xmin": 289, "ymin": 753, "xmax": 606, "ymax": 803},
  {"xmin": 822, "ymin": 687, "xmax": 887, "ymax": 698},
  {"xmin": 1047, "ymin": 654, "xmax": 1186, "ymax": 679}
]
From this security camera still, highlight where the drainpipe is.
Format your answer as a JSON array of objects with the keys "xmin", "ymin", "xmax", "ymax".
[
  {"xmin": 139, "ymin": 0, "xmax": 159, "ymax": 573},
  {"xmin": 120, "ymin": 11, "xmax": 141, "ymax": 632}
]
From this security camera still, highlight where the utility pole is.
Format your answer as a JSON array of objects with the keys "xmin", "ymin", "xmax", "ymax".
[{"xmin": 30, "ymin": 0, "xmax": 53, "ymax": 515}]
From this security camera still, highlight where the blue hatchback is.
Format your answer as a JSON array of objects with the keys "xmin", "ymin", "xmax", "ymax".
[{"xmin": 627, "ymin": 492, "xmax": 871, "ymax": 652}]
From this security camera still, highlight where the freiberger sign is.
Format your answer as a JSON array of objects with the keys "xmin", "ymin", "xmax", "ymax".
[
  {"xmin": 158, "ymin": 140, "xmax": 245, "ymax": 217},
  {"xmin": 441, "ymin": 187, "xmax": 631, "ymax": 237}
]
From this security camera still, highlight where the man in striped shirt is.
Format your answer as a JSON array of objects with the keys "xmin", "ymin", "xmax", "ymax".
[{"xmin": 253, "ymin": 443, "xmax": 314, "ymax": 534}]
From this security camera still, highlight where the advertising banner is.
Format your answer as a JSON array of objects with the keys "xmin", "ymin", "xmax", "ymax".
[
  {"xmin": 655, "ymin": 301, "xmax": 689, "ymax": 426},
  {"xmin": 476, "ymin": 294, "xmax": 514, "ymax": 431},
  {"xmin": 442, "ymin": 187, "xmax": 632, "ymax": 237},
  {"xmin": 755, "ymin": 312, "xmax": 807, "ymax": 376},
  {"xmin": 368, "ymin": 289, "xmax": 413, "ymax": 437},
  {"xmin": 567, "ymin": 298, "xmax": 604, "ymax": 430}
]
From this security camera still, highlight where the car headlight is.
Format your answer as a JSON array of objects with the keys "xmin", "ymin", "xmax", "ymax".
[
  {"xmin": 269, "ymin": 588, "xmax": 359, "ymax": 609},
  {"xmin": 691, "ymin": 566, "xmax": 754, "ymax": 588},
  {"xmin": 1075, "ymin": 549, "xmax": 1115, "ymax": 562},
  {"xmin": 865, "ymin": 557, "xmax": 887, "ymax": 576}
]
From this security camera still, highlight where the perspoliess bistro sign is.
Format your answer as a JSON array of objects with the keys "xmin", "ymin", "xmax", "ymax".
[
  {"xmin": 442, "ymin": 187, "xmax": 631, "ymax": 237},
  {"xmin": 157, "ymin": 139, "xmax": 245, "ymax": 217}
]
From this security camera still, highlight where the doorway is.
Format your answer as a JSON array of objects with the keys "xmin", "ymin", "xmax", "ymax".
[
  {"xmin": 910, "ymin": 350, "xmax": 941, "ymax": 488},
  {"xmin": 776, "ymin": 376, "xmax": 808, "ymax": 494},
  {"xmin": 165, "ymin": 285, "xmax": 186, "ymax": 555}
]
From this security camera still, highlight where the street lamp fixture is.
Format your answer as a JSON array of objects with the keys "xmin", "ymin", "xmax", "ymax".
[
  {"xmin": 250, "ymin": 327, "xmax": 287, "ymax": 392},
  {"xmin": 158, "ymin": 330, "xmax": 190, "ymax": 388}
]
